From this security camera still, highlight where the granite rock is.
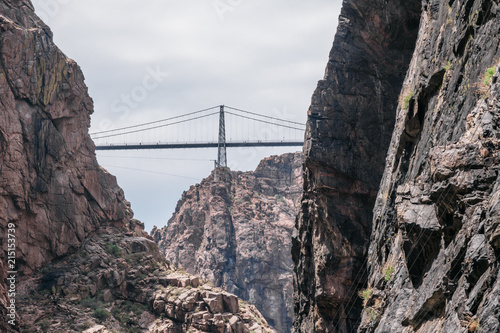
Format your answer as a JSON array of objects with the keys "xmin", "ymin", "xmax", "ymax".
[
  {"xmin": 292, "ymin": 1, "xmax": 421, "ymax": 332},
  {"xmin": 153, "ymin": 152, "xmax": 302, "ymax": 332}
]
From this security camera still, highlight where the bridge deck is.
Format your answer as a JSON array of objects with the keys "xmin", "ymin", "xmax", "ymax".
[{"xmin": 95, "ymin": 141, "xmax": 304, "ymax": 150}]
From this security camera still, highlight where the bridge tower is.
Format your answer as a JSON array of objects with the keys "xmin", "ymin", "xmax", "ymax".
[{"xmin": 217, "ymin": 105, "xmax": 227, "ymax": 168}]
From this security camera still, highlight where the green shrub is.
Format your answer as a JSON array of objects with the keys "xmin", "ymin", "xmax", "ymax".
[
  {"xmin": 106, "ymin": 244, "xmax": 122, "ymax": 257},
  {"xmin": 484, "ymin": 65, "xmax": 496, "ymax": 86},
  {"xmin": 112, "ymin": 307, "xmax": 130, "ymax": 325},
  {"xmin": 403, "ymin": 91, "xmax": 414, "ymax": 110},
  {"xmin": 384, "ymin": 266, "xmax": 395, "ymax": 282},
  {"xmin": 93, "ymin": 308, "xmax": 110, "ymax": 321},
  {"xmin": 358, "ymin": 288, "xmax": 372, "ymax": 306},
  {"xmin": 443, "ymin": 60, "xmax": 452, "ymax": 71},
  {"xmin": 81, "ymin": 297, "xmax": 100, "ymax": 310}
]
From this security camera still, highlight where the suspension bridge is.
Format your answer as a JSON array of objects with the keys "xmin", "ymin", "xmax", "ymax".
[{"xmin": 91, "ymin": 105, "xmax": 305, "ymax": 170}]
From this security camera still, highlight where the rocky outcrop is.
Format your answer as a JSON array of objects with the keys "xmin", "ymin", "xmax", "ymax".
[
  {"xmin": 152, "ymin": 152, "xmax": 302, "ymax": 333},
  {"xmin": 292, "ymin": 1, "xmax": 421, "ymax": 332},
  {"xmin": 362, "ymin": 1, "xmax": 500, "ymax": 332},
  {"xmin": 18, "ymin": 227, "xmax": 274, "ymax": 332},
  {"xmin": 0, "ymin": 1, "xmax": 273, "ymax": 332}
]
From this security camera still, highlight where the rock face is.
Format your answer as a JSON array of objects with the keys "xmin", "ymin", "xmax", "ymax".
[
  {"xmin": 295, "ymin": 0, "xmax": 500, "ymax": 332},
  {"xmin": 292, "ymin": 1, "xmax": 421, "ymax": 332},
  {"xmin": 0, "ymin": 1, "xmax": 273, "ymax": 332},
  {"xmin": 0, "ymin": 1, "xmax": 129, "ymax": 330},
  {"xmin": 361, "ymin": 1, "xmax": 500, "ymax": 332},
  {"xmin": 152, "ymin": 152, "xmax": 303, "ymax": 333}
]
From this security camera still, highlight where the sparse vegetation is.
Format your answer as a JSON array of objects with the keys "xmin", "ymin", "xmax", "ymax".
[
  {"xmin": 78, "ymin": 321, "xmax": 93, "ymax": 330},
  {"xmin": 358, "ymin": 288, "xmax": 372, "ymax": 306},
  {"xmin": 403, "ymin": 91, "xmax": 414, "ymax": 110},
  {"xmin": 366, "ymin": 307, "xmax": 381, "ymax": 322},
  {"xmin": 81, "ymin": 296, "xmax": 101, "ymax": 310},
  {"xmin": 384, "ymin": 266, "xmax": 395, "ymax": 282},
  {"xmin": 93, "ymin": 307, "xmax": 111, "ymax": 322},
  {"xmin": 275, "ymin": 194, "xmax": 285, "ymax": 203},
  {"xmin": 106, "ymin": 243, "xmax": 123, "ymax": 257},
  {"xmin": 483, "ymin": 65, "xmax": 496, "ymax": 86},
  {"xmin": 126, "ymin": 328, "xmax": 143, "ymax": 333},
  {"xmin": 443, "ymin": 60, "xmax": 452, "ymax": 71},
  {"xmin": 474, "ymin": 64, "xmax": 497, "ymax": 98},
  {"xmin": 112, "ymin": 307, "xmax": 130, "ymax": 325},
  {"xmin": 126, "ymin": 253, "xmax": 143, "ymax": 265}
]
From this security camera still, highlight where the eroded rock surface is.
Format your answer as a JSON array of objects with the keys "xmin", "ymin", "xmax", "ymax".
[
  {"xmin": 362, "ymin": 1, "xmax": 500, "ymax": 332},
  {"xmin": 292, "ymin": 1, "xmax": 421, "ymax": 332},
  {"xmin": 152, "ymin": 153, "xmax": 302, "ymax": 333}
]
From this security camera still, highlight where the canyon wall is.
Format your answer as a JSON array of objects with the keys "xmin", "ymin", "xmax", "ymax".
[
  {"xmin": 292, "ymin": 1, "xmax": 422, "ymax": 332},
  {"xmin": 362, "ymin": 0, "xmax": 500, "ymax": 332},
  {"xmin": 0, "ymin": 1, "xmax": 131, "ymax": 329},
  {"xmin": 152, "ymin": 152, "xmax": 302, "ymax": 333},
  {"xmin": 0, "ymin": 1, "xmax": 274, "ymax": 331}
]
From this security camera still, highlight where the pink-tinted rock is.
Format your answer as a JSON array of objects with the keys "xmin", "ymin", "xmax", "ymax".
[{"xmin": 152, "ymin": 152, "xmax": 302, "ymax": 332}]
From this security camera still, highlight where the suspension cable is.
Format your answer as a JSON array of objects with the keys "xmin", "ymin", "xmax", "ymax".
[
  {"xmin": 90, "ymin": 105, "xmax": 220, "ymax": 136},
  {"xmin": 225, "ymin": 105, "xmax": 305, "ymax": 126},
  {"xmin": 101, "ymin": 164, "xmax": 200, "ymax": 180},
  {"xmin": 225, "ymin": 111, "xmax": 305, "ymax": 131},
  {"xmin": 92, "ymin": 112, "xmax": 220, "ymax": 140}
]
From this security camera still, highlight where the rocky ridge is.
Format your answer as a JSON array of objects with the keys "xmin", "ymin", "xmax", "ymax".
[
  {"xmin": 0, "ymin": 1, "xmax": 273, "ymax": 332},
  {"xmin": 152, "ymin": 152, "xmax": 302, "ymax": 333}
]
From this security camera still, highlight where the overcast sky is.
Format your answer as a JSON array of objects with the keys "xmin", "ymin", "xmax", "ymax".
[{"xmin": 31, "ymin": 0, "xmax": 343, "ymax": 231}]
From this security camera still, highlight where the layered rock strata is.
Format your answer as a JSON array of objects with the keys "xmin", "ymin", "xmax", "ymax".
[
  {"xmin": 292, "ymin": 1, "xmax": 422, "ymax": 332},
  {"xmin": 362, "ymin": 1, "xmax": 500, "ymax": 332},
  {"xmin": 152, "ymin": 152, "xmax": 303, "ymax": 333},
  {"xmin": 0, "ymin": 1, "xmax": 273, "ymax": 332}
]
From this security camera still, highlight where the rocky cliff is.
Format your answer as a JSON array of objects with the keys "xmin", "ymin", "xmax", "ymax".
[
  {"xmin": 0, "ymin": 1, "xmax": 274, "ymax": 332},
  {"xmin": 362, "ymin": 0, "xmax": 500, "ymax": 332},
  {"xmin": 294, "ymin": 0, "xmax": 500, "ymax": 332},
  {"xmin": 152, "ymin": 152, "xmax": 303, "ymax": 333},
  {"xmin": 292, "ymin": 1, "xmax": 421, "ymax": 332}
]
